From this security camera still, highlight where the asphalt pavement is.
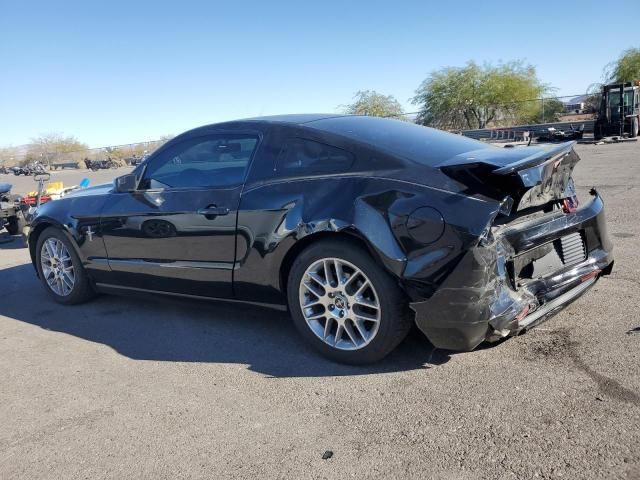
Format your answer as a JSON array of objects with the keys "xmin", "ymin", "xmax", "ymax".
[{"xmin": 0, "ymin": 143, "xmax": 638, "ymax": 479}]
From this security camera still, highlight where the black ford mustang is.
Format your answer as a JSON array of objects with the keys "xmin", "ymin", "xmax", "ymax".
[{"xmin": 28, "ymin": 115, "xmax": 613, "ymax": 363}]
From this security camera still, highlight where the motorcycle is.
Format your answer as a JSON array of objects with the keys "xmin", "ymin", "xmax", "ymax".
[
  {"xmin": 85, "ymin": 158, "xmax": 120, "ymax": 171},
  {"xmin": 11, "ymin": 162, "xmax": 47, "ymax": 176}
]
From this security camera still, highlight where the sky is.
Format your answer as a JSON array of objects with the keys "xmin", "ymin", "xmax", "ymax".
[{"xmin": 0, "ymin": 0, "xmax": 636, "ymax": 148}]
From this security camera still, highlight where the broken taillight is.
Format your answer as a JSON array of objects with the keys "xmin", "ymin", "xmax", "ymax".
[{"xmin": 563, "ymin": 196, "xmax": 579, "ymax": 214}]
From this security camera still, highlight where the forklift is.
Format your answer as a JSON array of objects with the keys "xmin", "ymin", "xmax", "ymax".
[{"xmin": 594, "ymin": 80, "xmax": 640, "ymax": 139}]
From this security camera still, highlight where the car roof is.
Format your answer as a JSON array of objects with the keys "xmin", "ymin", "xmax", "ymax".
[
  {"xmin": 232, "ymin": 113, "xmax": 347, "ymax": 125},
  {"xmin": 243, "ymin": 113, "xmax": 349, "ymax": 124},
  {"xmin": 181, "ymin": 114, "xmax": 349, "ymax": 137}
]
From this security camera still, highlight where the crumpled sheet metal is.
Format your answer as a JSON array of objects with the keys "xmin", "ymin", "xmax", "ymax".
[{"xmin": 410, "ymin": 223, "xmax": 537, "ymax": 350}]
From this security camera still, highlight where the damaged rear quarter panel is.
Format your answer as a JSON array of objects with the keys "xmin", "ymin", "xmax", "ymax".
[{"xmin": 233, "ymin": 172, "xmax": 505, "ymax": 315}]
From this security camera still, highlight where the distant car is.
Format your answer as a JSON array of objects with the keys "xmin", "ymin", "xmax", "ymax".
[{"xmin": 28, "ymin": 115, "xmax": 613, "ymax": 363}]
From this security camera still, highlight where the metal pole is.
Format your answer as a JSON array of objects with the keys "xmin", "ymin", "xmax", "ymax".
[
  {"xmin": 620, "ymin": 85, "xmax": 625, "ymax": 137},
  {"xmin": 541, "ymin": 97, "xmax": 545, "ymax": 124}
]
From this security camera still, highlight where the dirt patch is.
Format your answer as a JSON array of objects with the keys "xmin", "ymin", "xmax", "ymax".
[{"xmin": 520, "ymin": 328, "xmax": 640, "ymax": 406}]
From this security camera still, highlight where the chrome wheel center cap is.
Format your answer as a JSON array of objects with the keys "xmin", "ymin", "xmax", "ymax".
[{"xmin": 334, "ymin": 296, "xmax": 346, "ymax": 310}]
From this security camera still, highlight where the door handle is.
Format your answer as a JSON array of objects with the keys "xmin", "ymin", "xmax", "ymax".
[{"xmin": 197, "ymin": 205, "xmax": 230, "ymax": 217}]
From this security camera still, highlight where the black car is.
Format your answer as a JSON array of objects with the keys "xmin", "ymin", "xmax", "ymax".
[{"xmin": 28, "ymin": 115, "xmax": 613, "ymax": 363}]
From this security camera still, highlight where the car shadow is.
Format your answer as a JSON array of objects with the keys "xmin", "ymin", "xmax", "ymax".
[{"xmin": 0, "ymin": 263, "xmax": 450, "ymax": 378}]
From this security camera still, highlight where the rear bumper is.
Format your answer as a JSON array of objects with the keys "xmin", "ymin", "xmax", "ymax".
[{"xmin": 410, "ymin": 190, "xmax": 613, "ymax": 351}]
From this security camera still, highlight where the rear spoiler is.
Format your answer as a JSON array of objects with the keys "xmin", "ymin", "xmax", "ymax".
[{"xmin": 492, "ymin": 141, "xmax": 575, "ymax": 175}]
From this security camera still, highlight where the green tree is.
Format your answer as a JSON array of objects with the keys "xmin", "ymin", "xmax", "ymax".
[
  {"xmin": 518, "ymin": 97, "xmax": 565, "ymax": 124},
  {"xmin": 342, "ymin": 90, "xmax": 405, "ymax": 118},
  {"xmin": 606, "ymin": 47, "xmax": 640, "ymax": 83},
  {"xmin": 411, "ymin": 61, "xmax": 553, "ymax": 130}
]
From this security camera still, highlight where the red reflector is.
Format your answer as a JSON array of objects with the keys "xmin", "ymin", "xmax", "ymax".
[
  {"xmin": 515, "ymin": 305, "xmax": 530, "ymax": 322},
  {"xmin": 563, "ymin": 196, "xmax": 579, "ymax": 214},
  {"xmin": 580, "ymin": 270, "xmax": 600, "ymax": 282}
]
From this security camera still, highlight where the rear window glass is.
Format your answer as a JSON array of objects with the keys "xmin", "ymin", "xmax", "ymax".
[
  {"xmin": 307, "ymin": 116, "xmax": 488, "ymax": 166},
  {"xmin": 276, "ymin": 138, "xmax": 354, "ymax": 175}
]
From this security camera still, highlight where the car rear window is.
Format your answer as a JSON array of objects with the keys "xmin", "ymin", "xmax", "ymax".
[
  {"xmin": 275, "ymin": 138, "xmax": 354, "ymax": 175},
  {"xmin": 306, "ymin": 116, "xmax": 489, "ymax": 167}
]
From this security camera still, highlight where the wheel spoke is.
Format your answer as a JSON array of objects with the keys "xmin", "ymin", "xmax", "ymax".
[
  {"xmin": 44, "ymin": 239, "xmax": 56, "ymax": 258},
  {"xmin": 354, "ymin": 280, "xmax": 370, "ymax": 298},
  {"xmin": 343, "ymin": 271, "xmax": 360, "ymax": 291},
  {"xmin": 308, "ymin": 271, "xmax": 326, "ymax": 288},
  {"xmin": 323, "ymin": 260, "xmax": 335, "ymax": 287},
  {"xmin": 354, "ymin": 297, "xmax": 379, "ymax": 310},
  {"xmin": 352, "ymin": 318, "xmax": 369, "ymax": 340},
  {"xmin": 334, "ymin": 324, "xmax": 344, "ymax": 346},
  {"xmin": 323, "ymin": 318, "xmax": 333, "ymax": 338},
  {"xmin": 304, "ymin": 281, "xmax": 324, "ymax": 298},
  {"xmin": 303, "ymin": 298, "xmax": 322, "ymax": 308},
  {"xmin": 62, "ymin": 272, "xmax": 74, "ymax": 290},
  {"xmin": 355, "ymin": 312, "xmax": 379, "ymax": 323},
  {"xmin": 343, "ymin": 321, "xmax": 359, "ymax": 346},
  {"xmin": 334, "ymin": 260, "xmax": 345, "ymax": 286},
  {"xmin": 305, "ymin": 311, "xmax": 326, "ymax": 321}
]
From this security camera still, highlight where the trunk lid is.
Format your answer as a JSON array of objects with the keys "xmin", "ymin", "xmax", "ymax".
[{"xmin": 439, "ymin": 141, "xmax": 579, "ymax": 212}]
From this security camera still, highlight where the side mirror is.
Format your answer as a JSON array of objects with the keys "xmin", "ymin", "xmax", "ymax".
[{"xmin": 114, "ymin": 173, "xmax": 137, "ymax": 193}]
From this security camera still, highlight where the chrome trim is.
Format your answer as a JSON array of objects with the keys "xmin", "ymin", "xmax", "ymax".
[
  {"xmin": 106, "ymin": 258, "xmax": 234, "ymax": 270},
  {"xmin": 517, "ymin": 277, "xmax": 596, "ymax": 330}
]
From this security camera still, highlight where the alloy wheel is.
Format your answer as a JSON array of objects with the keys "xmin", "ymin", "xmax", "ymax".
[
  {"xmin": 40, "ymin": 238, "xmax": 75, "ymax": 296},
  {"xmin": 298, "ymin": 257, "xmax": 381, "ymax": 350}
]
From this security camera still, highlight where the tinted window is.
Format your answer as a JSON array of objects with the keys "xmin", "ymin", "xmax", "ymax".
[
  {"xmin": 141, "ymin": 134, "xmax": 258, "ymax": 189},
  {"xmin": 276, "ymin": 138, "xmax": 354, "ymax": 174},
  {"xmin": 307, "ymin": 116, "xmax": 490, "ymax": 167}
]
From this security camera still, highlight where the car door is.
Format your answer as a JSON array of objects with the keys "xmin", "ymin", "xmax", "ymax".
[{"xmin": 99, "ymin": 132, "xmax": 261, "ymax": 298}]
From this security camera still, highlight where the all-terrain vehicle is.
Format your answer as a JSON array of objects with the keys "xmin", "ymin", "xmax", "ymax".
[{"xmin": 0, "ymin": 183, "xmax": 26, "ymax": 235}]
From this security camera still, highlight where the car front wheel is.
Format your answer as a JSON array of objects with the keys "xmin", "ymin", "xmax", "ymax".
[
  {"xmin": 35, "ymin": 227, "xmax": 96, "ymax": 305},
  {"xmin": 287, "ymin": 239, "xmax": 412, "ymax": 364}
]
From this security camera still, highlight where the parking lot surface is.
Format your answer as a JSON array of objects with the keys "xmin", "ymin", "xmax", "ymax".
[{"xmin": 0, "ymin": 144, "xmax": 638, "ymax": 479}]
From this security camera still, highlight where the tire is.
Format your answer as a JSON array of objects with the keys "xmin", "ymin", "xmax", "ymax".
[
  {"xmin": 287, "ymin": 239, "xmax": 412, "ymax": 364},
  {"xmin": 35, "ymin": 227, "xmax": 96, "ymax": 305},
  {"xmin": 631, "ymin": 117, "xmax": 639, "ymax": 138},
  {"xmin": 5, "ymin": 212, "xmax": 26, "ymax": 235}
]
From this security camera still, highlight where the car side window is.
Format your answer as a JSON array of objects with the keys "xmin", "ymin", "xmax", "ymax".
[
  {"xmin": 275, "ymin": 138, "xmax": 354, "ymax": 175},
  {"xmin": 140, "ymin": 134, "xmax": 258, "ymax": 190}
]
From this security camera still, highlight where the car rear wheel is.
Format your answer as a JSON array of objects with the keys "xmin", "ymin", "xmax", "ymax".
[
  {"xmin": 287, "ymin": 239, "xmax": 412, "ymax": 364},
  {"xmin": 35, "ymin": 227, "xmax": 96, "ymax": 305}
]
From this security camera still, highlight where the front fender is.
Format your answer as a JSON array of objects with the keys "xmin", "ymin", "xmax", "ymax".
[{"xmin": 28, "ymin": 196, "xmax": 108, "ymax": 275}]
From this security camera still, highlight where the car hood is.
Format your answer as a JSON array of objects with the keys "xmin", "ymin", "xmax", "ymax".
[{"xmin": 65, "ymin": 182, "xmax": 113, "ymax": 198}]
